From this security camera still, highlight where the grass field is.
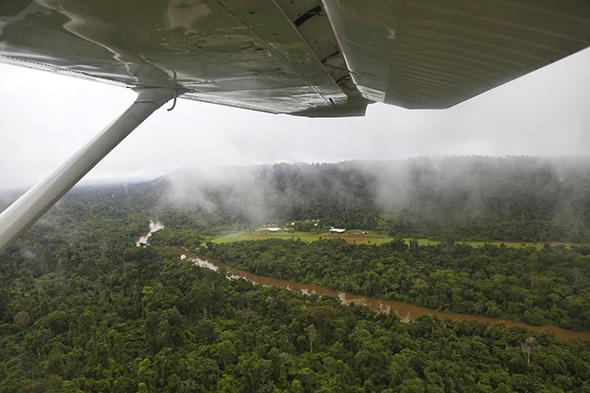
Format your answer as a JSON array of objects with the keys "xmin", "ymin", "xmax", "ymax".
[
  {"xmin": 211, "ymin": 230, "xmax": 582, "ymax": 249},
  {"xmin": 212, "ymin": 230, "xmax": 393, "ymax": 245}
]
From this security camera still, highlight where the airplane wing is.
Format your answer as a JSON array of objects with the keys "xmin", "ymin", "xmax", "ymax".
[
  {"xmin": 0, "ymin": 0, "xmax": 589, "ymax": 252},
  {"xmin": 2, "ymin": 0, "xmax": 589, "ymax": 116},
  {"xmin": 322, "ymin": 0, "xmax": 590, "ymax": 109}
]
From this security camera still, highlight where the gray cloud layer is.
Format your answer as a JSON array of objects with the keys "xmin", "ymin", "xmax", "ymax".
[{"xmin": 0, "ymin": 48, "xmax": 589, "ymax": 189}]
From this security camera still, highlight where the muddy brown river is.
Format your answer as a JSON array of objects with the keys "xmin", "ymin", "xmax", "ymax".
[{"xmin": 180, "ymin": 250, "xmax": 590, "ymax": 342}]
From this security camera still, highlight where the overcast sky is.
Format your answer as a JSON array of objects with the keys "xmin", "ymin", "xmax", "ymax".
[{"xmin": 1, "ymin": 48, "xmax": 589, "ymax": 189}]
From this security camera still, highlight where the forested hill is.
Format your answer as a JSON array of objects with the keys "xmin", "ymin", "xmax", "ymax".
[
  {"xmin": 2, "ymin": 156, "xmax": 589, "ymax": 243},
  {"xmin": 159, "ymin": 156, "xmax": 590, "ymax": 242}
]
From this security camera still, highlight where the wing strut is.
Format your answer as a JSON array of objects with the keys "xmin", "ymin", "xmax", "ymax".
[{"xmin": 0, "ymin": 88, "xmax": 176, "ymax": 252}]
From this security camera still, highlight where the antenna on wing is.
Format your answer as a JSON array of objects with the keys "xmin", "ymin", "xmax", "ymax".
[
  {"xmin": 167, "ymin": 95, "xmax": 177, "ymax": 111},
  {"xmin": 167, "ymin": 70, "xmax": 178, "ymax": 112}
]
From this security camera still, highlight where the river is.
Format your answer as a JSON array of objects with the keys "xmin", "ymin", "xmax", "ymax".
[
  {"xmin": 136, "ymin": 220, "xmax": 165, "ymax": 247},
  {"xmin": 180, "ymin": 249, "xmax": 590, "ymax": 342}
]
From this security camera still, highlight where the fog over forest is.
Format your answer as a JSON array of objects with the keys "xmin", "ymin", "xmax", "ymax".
[
  {"xmin": 155, "ymin": 156, "xmax": 590, "ymax": 242},
  {"xmin": 2, "ymin": 155, "xmax": 589, "ymax": 243}
]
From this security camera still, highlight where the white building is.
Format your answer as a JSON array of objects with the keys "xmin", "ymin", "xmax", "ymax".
[{"xmin": 329, "ymin": 227, "xmax": 346, "ymax": 233}]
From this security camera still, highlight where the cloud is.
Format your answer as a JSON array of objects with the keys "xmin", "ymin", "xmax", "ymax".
[{"xmin": 0, "ymin": 48, "xmax": 589, "ymax": 189}]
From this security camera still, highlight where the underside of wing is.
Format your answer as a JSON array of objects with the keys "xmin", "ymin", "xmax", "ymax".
[
  {"xmin": 0, "ymin": 0, "xmax": 589, "ymax": 115},
  {"xmin": 0, "ymin": 0, "xmax": 366, "ymax": 116},
  {"xmin": 323, "ymin": 0, "xmax": 590, "ymax": 109}
]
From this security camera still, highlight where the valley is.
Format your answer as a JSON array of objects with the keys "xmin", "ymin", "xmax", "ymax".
[{"xmin": 1, "ymin": 157, "xmax": 590, "ymax": 392}]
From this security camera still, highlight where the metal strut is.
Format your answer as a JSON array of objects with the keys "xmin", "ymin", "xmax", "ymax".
[{"xmin": 0, "ymin": 88, "xmax": 176, "ymax": 252}]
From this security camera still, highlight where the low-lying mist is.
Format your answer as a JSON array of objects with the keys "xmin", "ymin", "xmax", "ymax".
[
  {"xmin": 2, "ymin": 156, "xmax": 588, "ymax": 243},
  {"xmin": 157, "ymin": 156, "xmax": 590, "ymax": 242}
]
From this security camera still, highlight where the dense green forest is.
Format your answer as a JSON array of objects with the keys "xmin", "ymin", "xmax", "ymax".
[
  {"xmin": 1, "ymin": 221, "xmax": 590, "ymax": 392},
  {"xmin": 1, "ymin": 156, "xmax": 590, "ymax": 391},
  {"xmin": 206, "ymin": 239, "xmax": 590, "ymax": 330}
]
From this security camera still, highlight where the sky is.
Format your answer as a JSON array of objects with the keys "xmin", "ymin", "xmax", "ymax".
[{"xmin": 0, "ymin": 48, "xmax": 589, "ymax": 189}]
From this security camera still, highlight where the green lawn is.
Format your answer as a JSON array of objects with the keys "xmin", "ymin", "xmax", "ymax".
[{"xmin": 211, "ymin": 230, "xmax": 582, "ymax": 249}]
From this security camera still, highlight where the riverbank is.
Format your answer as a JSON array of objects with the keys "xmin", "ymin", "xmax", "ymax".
[{"xmin": 179, "ymin": 248, "xmax": 590, "ymax": 342}]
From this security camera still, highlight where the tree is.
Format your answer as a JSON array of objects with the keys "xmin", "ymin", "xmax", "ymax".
[
  {"xmin": 521, "ymin": 336, "xmax": 536, "ymax": 367},
  {"xmin": 305, "ymin": 324, "xmax": 318, "ymax": 353}
]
